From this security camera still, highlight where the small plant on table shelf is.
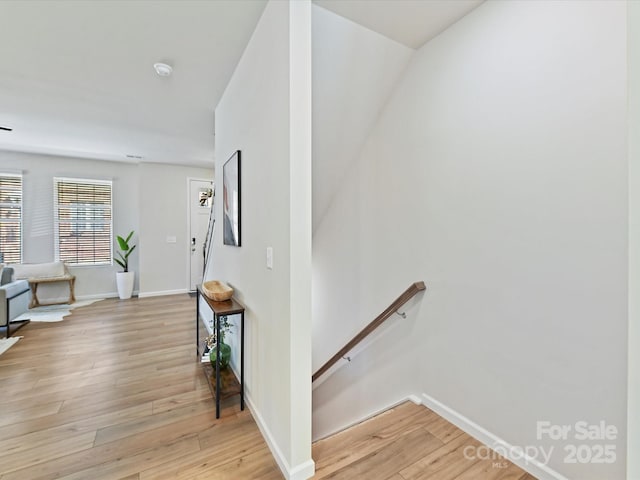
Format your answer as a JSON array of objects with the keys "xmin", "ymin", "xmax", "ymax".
[{"xmin": 205, "ymin": 316, "xmax": 233, "ymax": 369}]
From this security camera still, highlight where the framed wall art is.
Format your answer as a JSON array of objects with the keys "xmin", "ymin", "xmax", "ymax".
[{"xmin": 223, "ymin": 150, "xmax": 241, "ymax": 247}]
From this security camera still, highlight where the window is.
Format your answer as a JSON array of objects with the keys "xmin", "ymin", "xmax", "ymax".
[
  {"xmin": 54, "ymin": 177, "xmax": 112, "ymax": 266},
  {"xmin": 0, "ymin": 173, "xmax": 22, "ymax": 263}
]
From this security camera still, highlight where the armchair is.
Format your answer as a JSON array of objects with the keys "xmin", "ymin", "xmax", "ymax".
[{"xmin": 0, "ymin": 267, "xmax": 31, "ymax": 338}]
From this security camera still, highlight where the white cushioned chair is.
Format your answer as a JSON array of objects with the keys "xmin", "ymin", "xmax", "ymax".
[{"xmin": 0, "ymin": 266, "xmax": 31, "ymax": 338}]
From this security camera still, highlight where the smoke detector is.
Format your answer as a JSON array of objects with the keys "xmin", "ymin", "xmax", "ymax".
[{"xmin": 153, "ymin": 63, "xmax": 173, "ymax": 77}]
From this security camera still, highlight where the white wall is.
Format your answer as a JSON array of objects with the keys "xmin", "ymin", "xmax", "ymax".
[
  {"xmin": 311, "ymin": 4, "xmax": 415, "ymax": 375},
  {"xmin": 138, "ymin": 163, "xmax": 212, "ymax": 297},
  {"xmin": 311, "ymin": 5, "xmax": 413, "ymax": 230},
  {"xmin": 313, "ymin": 2, "xmax": 628, "ymax": 479},
  {"xmin": 207, "ymin": 1, "xmax": 313, "ymax": 478},
  {"xmin": 289, "ymin": 0, "xmax": 313, "ymax": 474},
  {"xmin": 310, "ymin": 2, "xmax": 421, "ymax": 440},
  {"xmin": 628, "ymin": 1, "xmax": 640, "ymax": 479},
  {"xmin": 0, "ymin": 150, "xmax": 210, "ymax": 300}
]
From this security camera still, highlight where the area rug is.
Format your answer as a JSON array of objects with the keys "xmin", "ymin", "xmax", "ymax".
[
  {"xmin": 13, "ymin": 298, "xmax": 105, "ymax": 323},
  {"xmin": 0, "ymin": 336, "xmax": 21, "ymax": 356}
]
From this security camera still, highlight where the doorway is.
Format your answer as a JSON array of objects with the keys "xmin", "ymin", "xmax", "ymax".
[{"xmin": 188, "ymin": 178, "xmax": 214, "ymax": 292}]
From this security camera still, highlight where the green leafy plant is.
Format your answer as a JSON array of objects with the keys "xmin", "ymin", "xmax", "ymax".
[
  {"xmin": 205, "ymin": 318, "xmax": 233, "ymax": 369},
  {"xmin": 114, "ymin": 230, "xmax": 136, "ymax": 272},
  {"xmin": 205, "ymin": 316, "xmax": 233, "ymax": 347}
]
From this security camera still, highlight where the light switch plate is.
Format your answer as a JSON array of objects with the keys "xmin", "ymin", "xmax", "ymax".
[
  {"xmin": 166, "ymin": 236, "xmax": 177, "ymax": 243},
  {"xmin": 266, "ymin": 247, "xmax": 273, "ymax": 269}
]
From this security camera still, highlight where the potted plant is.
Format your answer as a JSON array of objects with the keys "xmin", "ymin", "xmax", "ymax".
[
  {"xmin": 114, "ymin": 230, "xmax": 136, "ymax": 299},
  {"xmin": 205, "ymin": 317, "xmax": 233, "ymax": 369}
]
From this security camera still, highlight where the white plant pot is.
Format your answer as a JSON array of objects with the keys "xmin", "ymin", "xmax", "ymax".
[{"xmin": 116, "ymin": 271, "xmax": 135, "ymax": 299}]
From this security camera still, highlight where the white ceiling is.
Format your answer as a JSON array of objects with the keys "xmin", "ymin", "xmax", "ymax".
[
  {"xmin": 0, "ymin": 0, "xmax": 267, "ymax": 168},
  {"xmin": 315, "ymin": 0, "xmax": 483, "ymax": 49},
  {"xmin": 0, "ymin": 0, "xmax": 482, "ymax": 169}
]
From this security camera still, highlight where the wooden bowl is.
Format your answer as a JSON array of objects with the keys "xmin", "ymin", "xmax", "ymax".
[{"xmin": 202, "ymin": 280, "xmax": 233, "ymax": 301}]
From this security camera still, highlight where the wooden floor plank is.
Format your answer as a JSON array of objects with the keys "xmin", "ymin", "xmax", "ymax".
[
  {"xmin": 93, "ymin": 398, "xmax": 216, "ymax": 446},
  {"xmin": 151, "ymin": 384, "xmax": 214, "ymax": 414},
  {"xmin": 422, "ymin": 412, "xmax": 467, "ymax": 444},
  {"xmin": 59, "ymin": 435, "xmax": 202, "ymax": 480},
  {"xmin": 517, "ymin": 474, "xmax": 538, "ymax": 480},
  {"xmin": 399, "ymin": 433, "xmax": 482, "ymax": 480},
  {"xmin": 1, "ymin": 409, "xmax": 219, "ymax": 480},
  {"xmin": 452, "ymin": 457, "xmax": 527, "ymax": 480},
  {"xmin": 188, "ymin": 446, "xmax": 282, "ymax": 480},
  {"xmin": 0, "ymin": 431, "xmax": 96, "ymax": 475},
  {"xmin": 0, "ymin": 402, "xmax": 151, "ymax": 450},
  {"xmin": 312, "ymin": 402, "xmax": 436, "ymax": 478},
  {"xmin": 0, "ymin": 401, "xmax": 63, "ymax": 428},
  {"xmin": 58, "ymin": 379, "xmax": 203, "ymax": 416},
  {"xmin": 321, "ymin": 427, "xmax": 443, "ymax": 479},
  {"xmin": 140, "ymin": 418, "xmax": 269, "ymax": 479}
]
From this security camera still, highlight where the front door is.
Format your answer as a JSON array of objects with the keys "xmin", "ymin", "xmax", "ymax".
[{"xmin": 189, "ymin": 178, "xmax": 214, "ymax": 291}]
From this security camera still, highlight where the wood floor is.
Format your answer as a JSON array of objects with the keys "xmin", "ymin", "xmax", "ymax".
[
  {"xmin": 0, "ymin": 294, "xmax": 536, "ymax": 480},
  {"xmin": 312, "ymin": 402, "xmax": 536, "ymax": 480},
  {"xmin": 0, "ymin": 294, "xmax": 282, "ymax": 480}
]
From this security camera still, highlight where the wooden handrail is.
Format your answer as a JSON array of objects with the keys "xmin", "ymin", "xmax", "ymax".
[{"xmin": 312, "ymin": 281, "xmax": 426, "ymax": 382}]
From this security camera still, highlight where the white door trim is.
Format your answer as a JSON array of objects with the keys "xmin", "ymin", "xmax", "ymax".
[{"xmin": 187, "ymin": 177, "xmax": 214, "ymax": 292}]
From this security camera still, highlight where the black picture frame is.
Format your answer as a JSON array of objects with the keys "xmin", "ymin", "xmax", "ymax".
[{"xmin": 223, "ymin": 150, "xmax": 241, "ymax": 247}]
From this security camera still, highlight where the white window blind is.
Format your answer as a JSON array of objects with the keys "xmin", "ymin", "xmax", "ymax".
[
  {"xmin": 54, "ymin": 177, "xmax": 112, "ymax": 266},
  {"xmin": 0, "ymin": 173, "xmax": 22, "ymax": 263}
]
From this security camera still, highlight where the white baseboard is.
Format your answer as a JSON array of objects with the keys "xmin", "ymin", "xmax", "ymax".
[
  {"xmin": 40, "ymin": 292, "xmax": 121, "ymax": 302},
  {"xmin": 421, "ymin": 392, "xmax": 569, "ymax": 480},
  {"xmin": 243, "ymin": 390, "xmax": 315, "ymax": 480},
  {"xmin": 76, "ymin": 292, "xmax": 119, "ymax": 300},
  {"xmin": 288, "ymin": 459, "xmax": 316, "ymax": 480},
  {"xmin": 137, "ymin": 289, "xmax": 188, "ymax": 298},
  {"xmin": 49, "ymin": 289, "xmax": 187, "ymax": 302},
  {"xmin": 76, "ymin": 290, "xmax": 143, "ymax": 300}
]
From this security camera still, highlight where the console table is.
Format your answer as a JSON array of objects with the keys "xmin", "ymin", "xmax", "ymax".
[{"xmin": 196, "ymin": 287, "xmax": 245, "ymax": 418}]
